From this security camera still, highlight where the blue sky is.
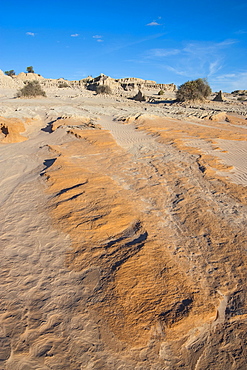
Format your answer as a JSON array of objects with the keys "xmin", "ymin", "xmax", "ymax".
[{"xmin": 0, "ymin": 0, "xmax": 247, "ymax": 91}]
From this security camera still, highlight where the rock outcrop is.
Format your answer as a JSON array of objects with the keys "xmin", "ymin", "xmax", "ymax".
[
  {"xmin": 85, "ymin": 73, "xmax": 120, "ymax": 92},
  {"xmin": 118, "ymin": 77, "xmax": 176, "ymax": 92},
  {"xmin": 213, "ymin": 90, "xmax": 225, "ymax": 102},
  {"xmin": 132, "ymin": 90, "xmax": 146, "ymax": 102}
]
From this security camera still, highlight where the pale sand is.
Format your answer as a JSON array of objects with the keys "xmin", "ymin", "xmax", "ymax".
[{"xmin": 0, "ymin": 88, "xmax": 247, "ymax": 369}]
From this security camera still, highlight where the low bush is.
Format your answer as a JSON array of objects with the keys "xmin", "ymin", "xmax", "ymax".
[
  {"xmin": 26, "ymin": 66, "xmax": 34, "ymax": 73},
  {"xmin": 176, "ymin": 78, "xmax": 211, "ymax": 102},
  {"xmin": 5, "ymin": 70, "xmax": 15, "ymax": 77},
  {"xmin": 96, "ymin": 85, "xmax": 112, "ymax": 94},
  {"xmin": 58, "ymin": 82, "xmax": 70, "ymax": 88},
  {"xmin": 16, "ymin": 81, "xmax": 46, "ymax": 98},
  {"xmin": 158, "ymin": 90, "xmax": 164, "ymax": 95}
]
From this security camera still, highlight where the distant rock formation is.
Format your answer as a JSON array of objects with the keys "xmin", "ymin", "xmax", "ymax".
[
  {"xmin": 0, "ymin": 69, "xmax": 176, "ymax": 93},
  {"xmin": 84, "ymin": 73, "xmax": 177, "ymax": 93},
  {"xmin": 213, "ymin": 90, "xmax": 225, "ymax": 102},
  {"xmin": 231, "ymin": 90, "xmax": 247, "ymax": 95},
  {"xmin": 119, "ymin": 78, "xmax": 176, "ymax": 92}
]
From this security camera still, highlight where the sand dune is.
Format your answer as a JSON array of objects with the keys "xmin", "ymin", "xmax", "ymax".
[{"xmin": 0, "ymin": 87, "xmax": 247, "ymax": 369}]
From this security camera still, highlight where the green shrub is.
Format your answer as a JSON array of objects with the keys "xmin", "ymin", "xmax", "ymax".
[
  {"xmin": 5, "ymin": 70, "xmax": 15, "ymax": 77},
  {"xmin": 26, "ymin": 66, "xmax": 34, "ymax": 73},
  {"xmin": 176, "ymin": 78, "xmax": 211, "ymax": 102},
  {"xmin": 58, "ymin": 82, "xmax": 70, "ymax": 88},
  {"xmin": 158, "ymin": 89, "xmax": 164, "ymax": 95},
  {"xmin": 16, "ymin": 81, "xmax": 46, "ymax": 98},
  {"xmin": 96, "ymin": 85, "xmax": 112, "ymax": 94}
]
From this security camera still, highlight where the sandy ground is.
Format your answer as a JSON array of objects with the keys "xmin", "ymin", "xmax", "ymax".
[{"xmin": 0, "ymin": 88, "xmax": 247, "ymax": 369}]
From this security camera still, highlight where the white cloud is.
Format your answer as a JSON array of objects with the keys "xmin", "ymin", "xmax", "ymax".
[
  {"xmin": 26, "ymin": 32, "xmax": 35, "ymax": 36},
  {"xmin": 71, "ymin": 34, "xmax": 79, "ymax": 37},
  {"xmin": 147, "ymin": 21, "xmax": 161, "ymax": 26},
  {"xmin": 97, "ymin": 39, "xmax": 104, "ymax": 42}
]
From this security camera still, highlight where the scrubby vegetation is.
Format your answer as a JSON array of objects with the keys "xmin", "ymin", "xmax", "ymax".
[
  {"xmin": 176, "ymin": 78, "xmax": 211, "ymax": 102},
  {"xmin": 26, "ymin": 66, "xmax": 34, "ymax": 73},
  {"xmin": 58, "ymin": 82, "xmax": 70, "ymax": 88},
  {"xmin": 5, "ymin": 70, "xmax": 15, "ymax": 77},
  {"xmin": 16, "ymin": 81, "xmax": 46, "ymax": 98},
  {"xmin": 96, "ymin": 85, "xmax": 112, "ymax": 94},
  {"xmin": 158, "ymin": 90, "xmax": 164, "ymax": 95}
]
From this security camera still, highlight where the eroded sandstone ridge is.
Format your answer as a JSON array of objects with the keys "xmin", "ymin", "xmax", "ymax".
[
  {"xmin": 0, "ymin": 69, "xmax": 176, "ymax": 94},
  {"xmin": 0, "ymin": 85, "xmax": 246, "ymax": 369}
]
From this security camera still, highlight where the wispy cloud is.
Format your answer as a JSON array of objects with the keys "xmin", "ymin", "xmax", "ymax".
[
  {"xmin": 147, "ymin": 39, "xmax": 237, "ymax": 81},
  {"xmin": 26, "ymin": 32, "xmax": 35, "ymax": 36},
  {"xmin": 93, "ymin": 35, "xmax": 103, "ymax": 42},
  {"xmin": 165, "ymin": 65, "xmax": 186, "ymax": 76},
  {"xmin": 148, "ymin": 48, "xmax": 180, "ymax": 57},
  {"xmin": 213, "ymin": 71, "xmax": 247, "ymax": 91},
  {"xmin": 182, "ymin": 39, "xmax": 237, "ymax": 56},
  {"xmin": 71, "ymin": 33, "xmax": 79, "ymax": 37},
  {"xmin": 104, "ymin": 33, "xmax": 165, "ymax": 56},
  {"xmin": 234, "ymin": 29, "xmax": 247, "ymax": 35},
  {"xmin": 208, "ymin": 60, "xmax": 222, "ymax": 76},
  {"xmin": 147, "ymin": 21, "xmax": 162, "ymax": 26},
  {"xmin": 143, "ymin": 38, "xmax": 241, "ymax": 91},
  {"xmin": 211, "ymin": 71, "xmax": 247, "ymax": 92}
]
